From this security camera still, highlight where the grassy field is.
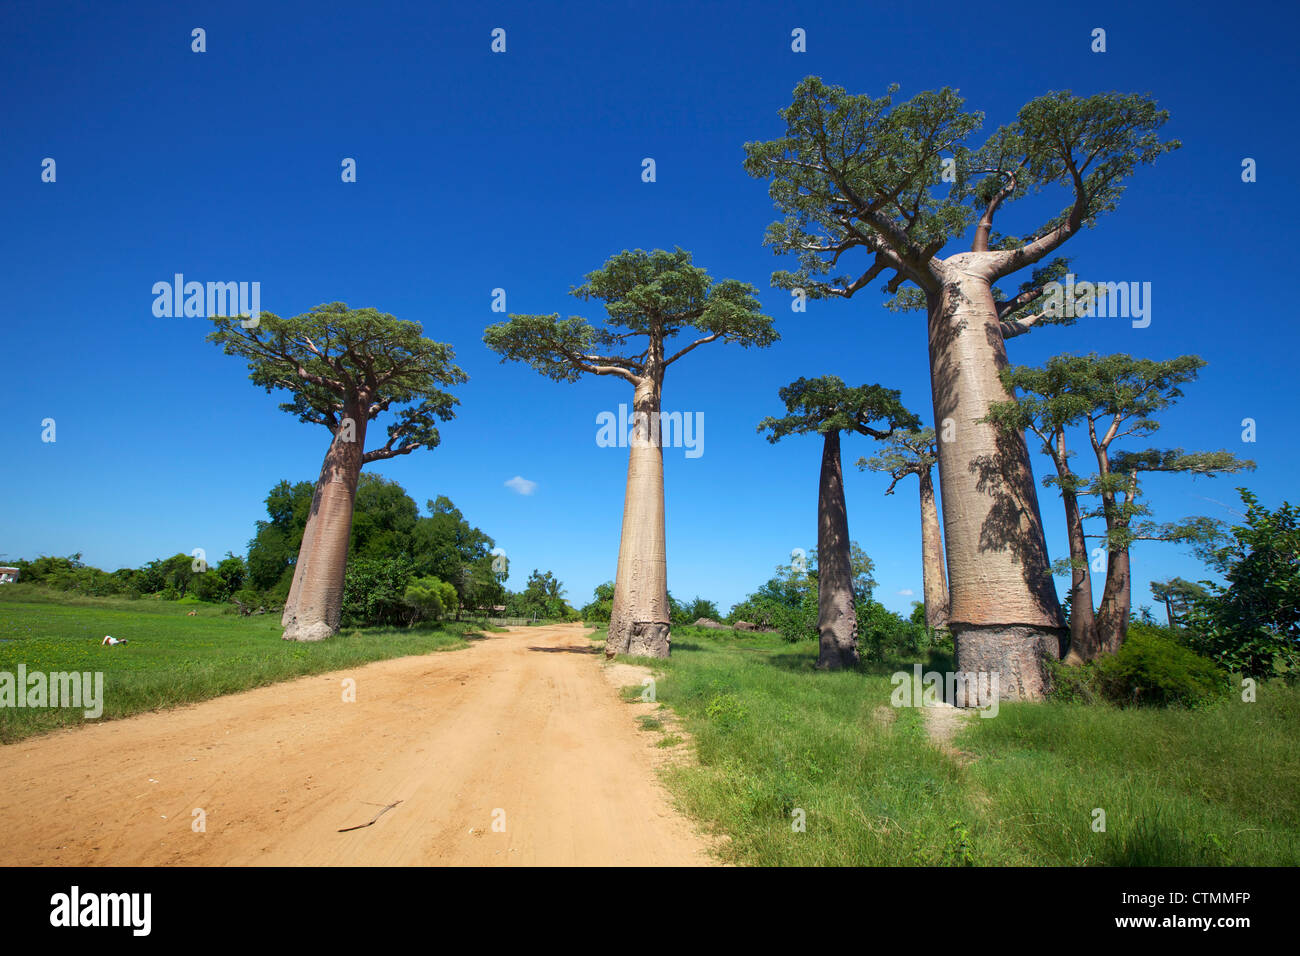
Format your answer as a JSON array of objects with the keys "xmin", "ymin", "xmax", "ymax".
[
  {"xmin": 0, "ymin": 585, "xmax": 485, "ymax": 742},
  {"xmin": 589, "ymin": 623, "xmax": 1300, "ymax": 866}
]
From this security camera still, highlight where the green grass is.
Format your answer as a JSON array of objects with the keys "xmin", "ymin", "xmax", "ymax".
[
  {"xmin": 590, "ymin": 623, "xmax": 1300, "ymax": 866},
  {"xmin": 0, "ymin": 584, "xmax": 486, "ymax": 742}
]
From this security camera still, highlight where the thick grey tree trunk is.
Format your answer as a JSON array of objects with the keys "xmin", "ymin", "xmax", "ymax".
[
  {"xmin": 281, "ymin": 409, "xmax": 366, "ymax": 642},
  {"xmin": 918, "ymin": 469, "xmax": 950, "ymax": 630},
  {"xmin": 926, "ymin": 258, "xmax": 1064, "ymax": 703},
  {"xmin": 606, "ymin": 377, "xmax": 671, "ymax": 658},
  {"xmin": 816, "ymin": 430, "xmax": 859, "ymax": 669}
]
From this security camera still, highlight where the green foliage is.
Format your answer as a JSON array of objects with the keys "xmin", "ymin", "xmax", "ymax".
[
  {"xmin": 403, "ymin": 576, "xmax": 459, "ymax": 623},
  {"xmin": 342, "ymin": 556, "xmax": 417, "ymax": 627},
  {"xmin": 1184, "ymin": 489, "xmax": 1300, "ymax": 679},
  {"xmin": 857, "ymin": 428, "xmax": 937, "ymax": 493},
  {"xmin": 744, "ymin": 77, "xmax": 1177, "ymax": 302},
  {"xmin": 1049, "ymin": 623, "xmax": 1230, "ymax": 708},
  {"xmin": 757, "ymin": 375, "xmax": 919, "ymax": 442},
  {"xmin": 728, "ymin": 546, "xmax": 874, "ymax": 637},
  {"xmin": 484, "ymin": 248, "xmax": 776, "ymax": 385},
  {"xmin": 207, "ymin": 302, "xmax": 466, "ymax": 461},
  {"xmin": 580, "ymin": 581, "xmax": 615, "ymax": 623},
  {"xmin": 504, "ymin": 569, "xmax": 574, "ymax": 621},
  {"xmin": 857, "ymin": 599, "xmax": 927, "ymax": 664},
  {"xmin": 676, "ymin": 596, "xmax": 722, "ymax": 624},
  {"xmin": 244, "ymin": 476, "xmax": 496, "ymax": 614}
]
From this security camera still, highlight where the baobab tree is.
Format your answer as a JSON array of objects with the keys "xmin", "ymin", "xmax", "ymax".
[
  {"xmin": 758, "ymin": 376, "xmax": 918, "ymax": 669},
  {"xmin": 745, "ymin": 78, "xmax": 1178, "ymax": 699},
  {"xmin": 208, "ymin": 303, "xmax": 466, "ymax": 642},
  {"xmin": 859, "ymin": 427, "xmax": 949, "ymax": 631},
  {"xmin": 990, "ymin": 352, "xmax": 1253, "ymax": 656},
  {"xmin": 484, "ymin": 248, "xmax": 776, "ymax": 658},
  {"xmin": 984, "ymin": 356, "xmax": 1100, "ymax": 662},
  {"xmin": 1090, "ymin": 446, "xmax": 1252, "ymax": 654}
]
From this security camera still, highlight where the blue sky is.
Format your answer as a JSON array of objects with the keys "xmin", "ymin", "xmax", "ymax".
[{"xmin": 2, "ymin": 0, "xmax": 1297, "ymax": 618}]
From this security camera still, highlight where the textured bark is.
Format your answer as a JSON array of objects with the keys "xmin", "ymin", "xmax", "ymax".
[
  {"xmin": 1092, "ymin": 448, "xmax": 1135, "ymax": 655},
  {"xmin": 1060, "ymin": 482, "xmax": 1100, "ymax": 662},
  {"xmin": 917, "ymin": 469, "xmax": 950, "ymax": 630},
  {"xmin": 606, "ymin": 377, "xmax": 671, "ymax": 659},
  {"xmin": 816, "ymin": 430, "xmax": 859, "ymax": 669},
  {"xmin": 1095, "ymin": 546, "xmax": 1131, "ymax": 655},
  {"xmin": 926, "ymin": 257, "xmax": 1064, "ymax": 698},
  {"xmin": 949, "ymin": 625, "xmax": 1059, "ymax": 705},
  {"xmin": 281, "ymin": 409, "xmax": 367, "ymax": 642},
  {"xmin": 1035, "ymin": 427, "xmax": 1100, "ymax": 663}
]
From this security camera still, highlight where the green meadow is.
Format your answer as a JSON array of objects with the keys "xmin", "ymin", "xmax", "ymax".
[
  {"xmin": 592, "ymin": 624, "xmax": 1300, "ymax": 867},
  {"xmin": 0, "ymin": 585, "xmax": 482, "ymax": 742}
]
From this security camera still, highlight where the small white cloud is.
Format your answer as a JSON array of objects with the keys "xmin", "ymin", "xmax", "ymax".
[
  {"xmin": 897, "ymin": 588, "xmax": 914, "ymax": 597},
  {"xmin": 505, "ymin": 475, "xmax": 537, "ymax": 496}
]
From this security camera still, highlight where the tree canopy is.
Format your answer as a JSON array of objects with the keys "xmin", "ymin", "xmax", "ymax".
[
  {"xmin": 208, "ymin": 302, "xmax": 467, "ymax": 462},
  {"xmin": 757, "ymin": 375, "xmax": 920, "ymax": 441},
  {"xmin": 483, "ymin": 248, "xmax": 777, "ymax": 385},
  {"xmin": 743, "ymin": 77, "xmax": 1179, "ymax": 303}
]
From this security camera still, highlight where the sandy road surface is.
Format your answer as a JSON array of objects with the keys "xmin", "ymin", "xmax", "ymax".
[{"xmin": 0, "ymin": 623, "xmax": 713, "ymax": 866}]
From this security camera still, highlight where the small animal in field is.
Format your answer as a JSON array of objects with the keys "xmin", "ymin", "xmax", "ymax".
[{"xmin": 186, "ymin": 611, "xmax": 197, "ymax": 616}]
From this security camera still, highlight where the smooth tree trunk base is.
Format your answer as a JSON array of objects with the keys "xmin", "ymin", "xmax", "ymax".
[
  {"xmin": 624, "ymin": 621, "xmax": 671, "ymax": 658},
  {"xmin": 951, "ymin": 623, "xmax": 1063, "ymax": 705}
]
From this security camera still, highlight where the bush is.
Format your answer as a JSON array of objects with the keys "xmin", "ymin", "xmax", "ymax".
[
  {"xmin": 673, "ymin": 596, "xmax": 721, "ymax": 625},
  {"xmin": 342, "ymin": 556, "xmax": 417, "ymax": 626},
  {"xmin": 1050, "ymin": 624, "xmax": 1230, "ymax": 708},
  {"xmin": 403, "ymin": 576, "xmax": 458, "ymax": 623},
  {"xmin": 857, "ymin": 599, "xmax": 926, "ymax": 663}
]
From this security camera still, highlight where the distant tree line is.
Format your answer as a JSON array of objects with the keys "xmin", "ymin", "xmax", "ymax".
[{"xmin": 10, "ymin": 473, "xmax": 581, "ymax": 628}]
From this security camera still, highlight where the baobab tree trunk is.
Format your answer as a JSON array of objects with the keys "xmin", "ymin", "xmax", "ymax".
[
  {"xmin": 816, "ymin": 430, "xmax": 859, "ymax": 669},
  {"xmin": 1059, "ymin": 481, "xmax": 1100, "ymax": 663},
  {"xmin": 281, "ymin": 409, "xmax": 367, "ymax": 642},
  {"xmin": 1094, "ymin": 469, "xmax": 1135, "ymax": 655},
  {"xmin": 918, "ymin": 468, "xmax": 950, "ymax": 631},
  {"xmin": 606, "ymin": 378, "xmax": 671, "ymax": 658},
  {"xmin": 926, "ymin": 257, "xmax": 1064, "ymax": 704},
  {"xmin": 1095, "ymin": 547, "xmax": 1131, "ymax": 655}
]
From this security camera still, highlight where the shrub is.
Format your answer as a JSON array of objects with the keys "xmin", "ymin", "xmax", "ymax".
[
  {"xmin": 342, "ymin": 556, "xmax": 417, "ymax": 626},
  {"xmin": 403, "ymin": 576, "xmax": 458, "ymax": 623},
  {"xmin": 857, "ymin": 599, "xmax": 926, "ymax": 663},
  {"xmin": 1051, "ymin": 624, "xmax": 1230, "ymax": 708}
]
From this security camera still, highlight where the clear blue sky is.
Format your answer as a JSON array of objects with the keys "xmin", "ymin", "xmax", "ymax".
[{"xmin": 2, "ymin": 0, "xmax": 1297, "ymax": 617}]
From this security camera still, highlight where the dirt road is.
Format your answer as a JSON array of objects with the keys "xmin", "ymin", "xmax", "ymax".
[{"xmin": 0, "ymin": 623, "xmax": 714, "ymax": 866}]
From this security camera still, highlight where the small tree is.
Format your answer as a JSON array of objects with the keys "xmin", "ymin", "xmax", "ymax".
[
  {"xmin": 1150, "ymin": 577, "xmax": 1212, "ymax": 628},
  {"xmin": 485, "ymin": 248, "xmax": 776, "ymax": 658},
  {"xmin": 859, "ymin": 427, "xmax": 949, "ymax": 630},
  {"xmin": 987, "ymin": 353, "xmax": 1252, "ymax": 657},
  {"xmin": 1076, "ymin": 355, "xmax": 1254, "ymax": 652},
  {"xmin": 759, "ymin": 376, "xmax": 919, "ymax": 669},
  {"xmin": 1184, "ymin": 490, "xmax": 1300, "ymax": 679},
  {"xmin": 404, "ymin": 576, "xmax": 458, "ymax": 624},
  {"xmin": 209, "ymin": 303, "xmax": 466, "ymax": 642}
]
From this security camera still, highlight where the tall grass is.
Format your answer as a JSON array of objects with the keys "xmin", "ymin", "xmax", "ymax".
[{"xmin": 596, "ymin": 624, "xmax": 1300, "ymax": 866}]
